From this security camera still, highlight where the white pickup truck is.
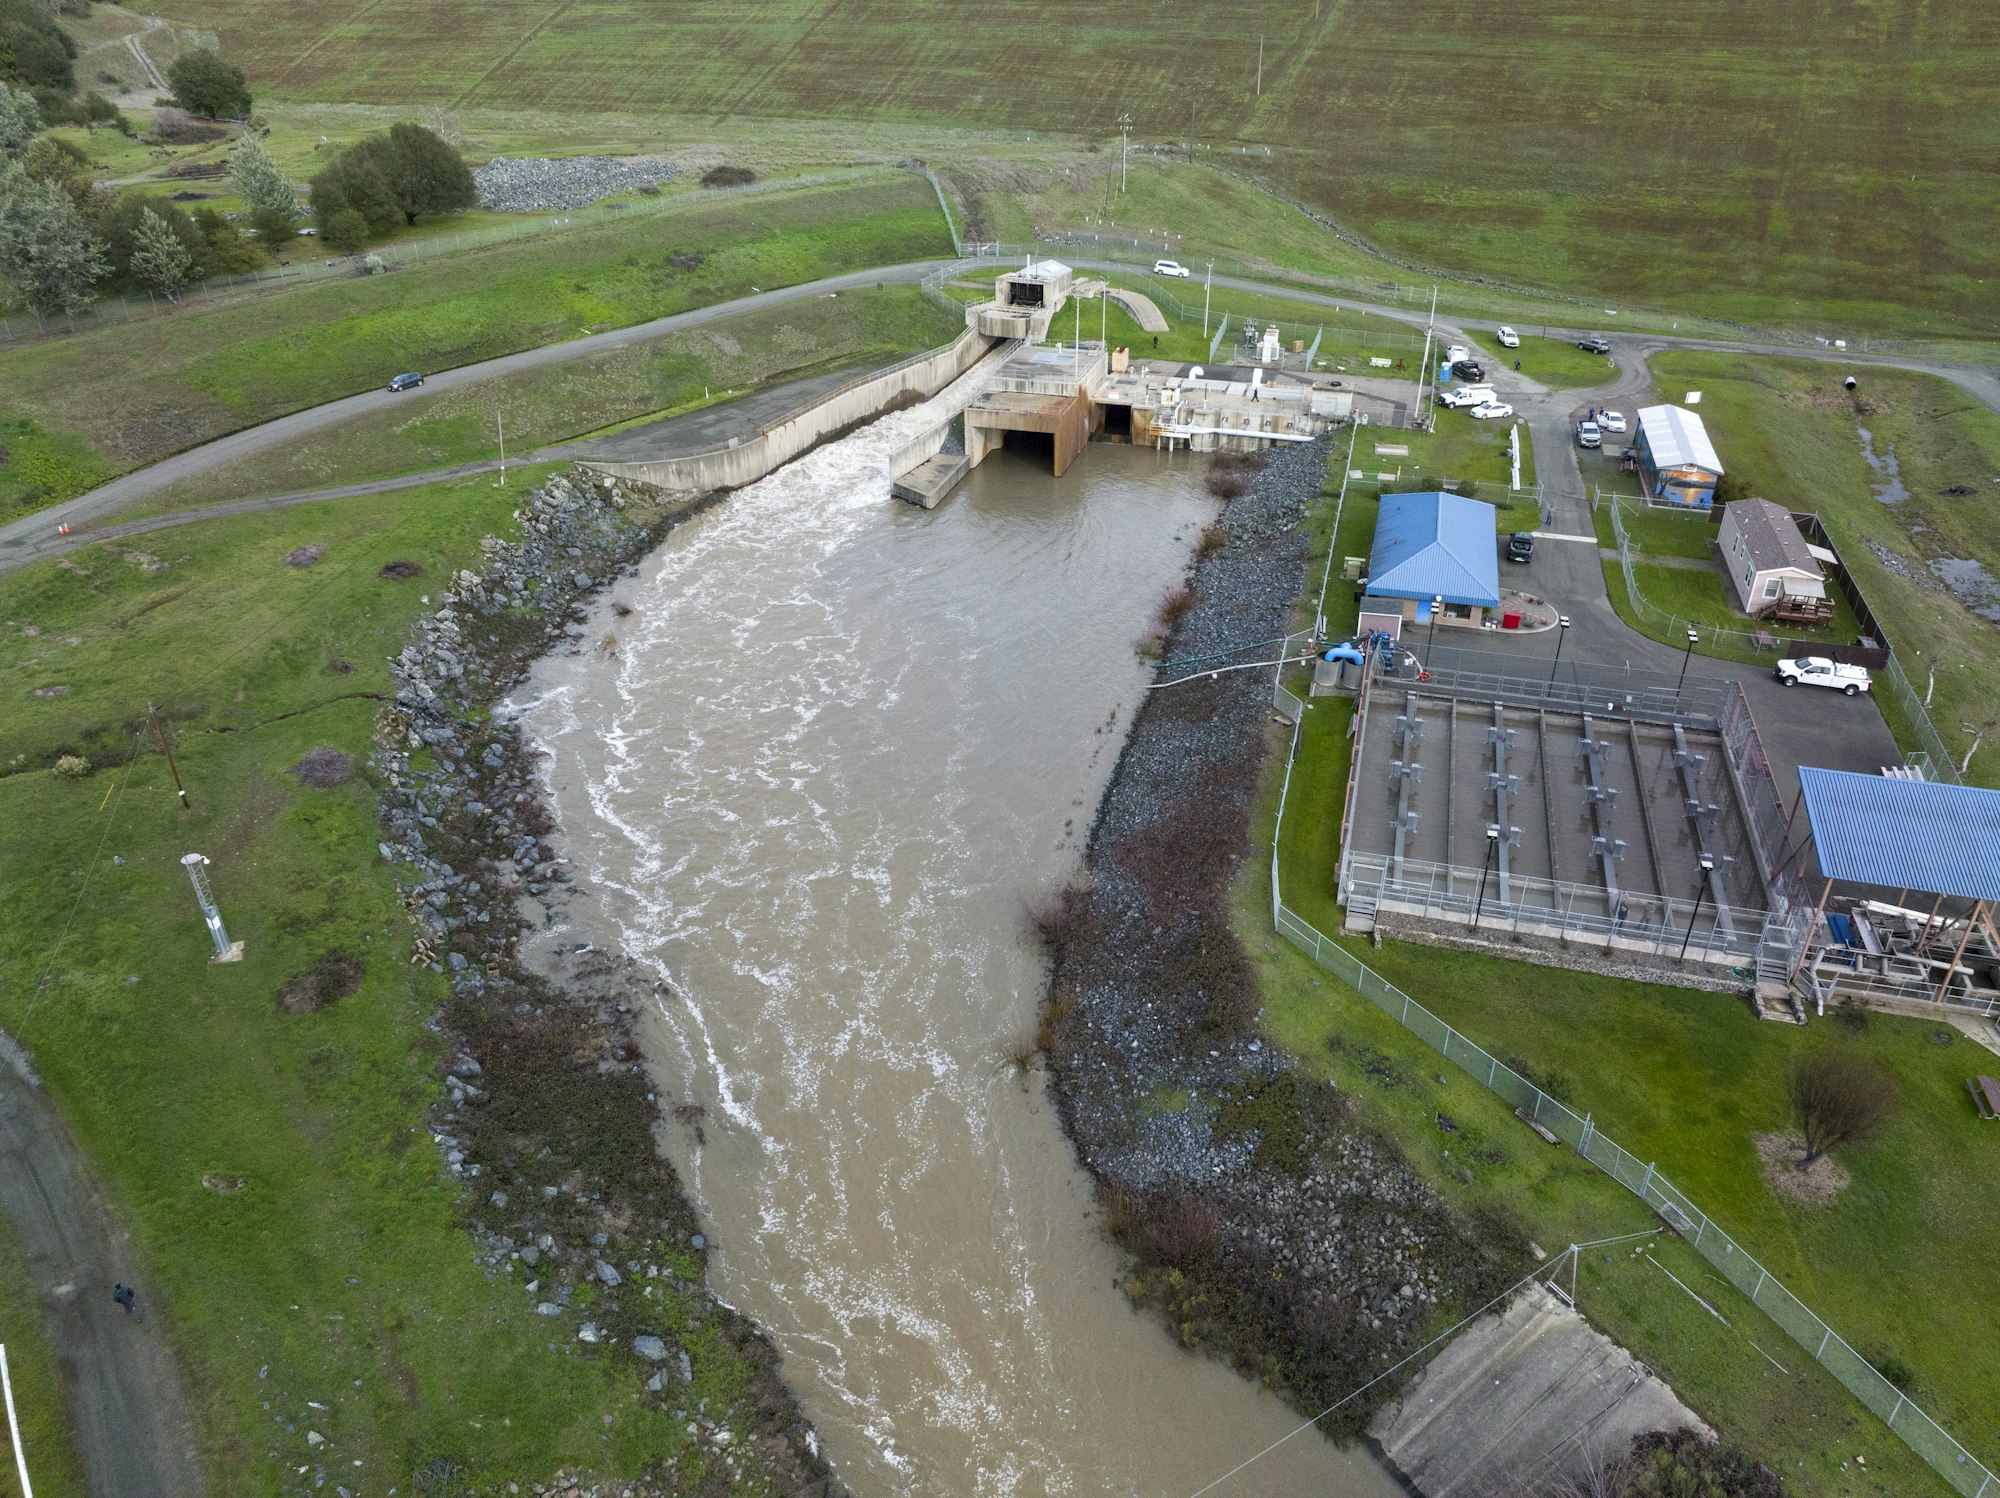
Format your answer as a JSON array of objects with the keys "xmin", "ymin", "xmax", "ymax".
[{"xmin": 1775, "ymin": 657, "xmax": 1872, "ymax": 696}]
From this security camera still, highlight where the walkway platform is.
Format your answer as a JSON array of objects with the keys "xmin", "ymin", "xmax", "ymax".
[{"xmin": 891, "ymin": 452, "xmax": 969, "ymax": 509}]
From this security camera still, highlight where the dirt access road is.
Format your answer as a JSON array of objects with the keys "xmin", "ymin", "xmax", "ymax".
[{"xmin": 0, "ymin": 1044, "xmax": 205, "ymax": 1497}]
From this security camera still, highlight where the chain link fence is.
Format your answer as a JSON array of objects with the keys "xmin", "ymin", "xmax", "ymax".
[
  {"xmin": 1603, "ymin": 491, "xmax": 1963, "ymax": 783},
  {"xmin": 1271, "ymin": 704, "xmax": 1997, "ymax": 1495}
]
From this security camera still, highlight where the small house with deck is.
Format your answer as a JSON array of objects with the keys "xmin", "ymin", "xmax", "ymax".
[{"xmin": 1718, "ymin": 498, "xmax": 1830, "ymax": 621}]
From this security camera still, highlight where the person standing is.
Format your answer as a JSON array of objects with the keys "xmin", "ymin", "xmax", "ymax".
[{"xmin": 113, "ymin": 1283, "xmax": 136, "ymax": 1315}]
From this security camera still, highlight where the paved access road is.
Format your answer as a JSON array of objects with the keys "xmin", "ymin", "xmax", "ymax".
[{"xmin": 0, "ymin": 261, "xmax": 954, "ymax": 575}]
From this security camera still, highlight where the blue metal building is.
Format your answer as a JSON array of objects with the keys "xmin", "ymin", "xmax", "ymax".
[{"xmin": 1365, "ymin": 490, "xmax": 1501, "ymax": 628}]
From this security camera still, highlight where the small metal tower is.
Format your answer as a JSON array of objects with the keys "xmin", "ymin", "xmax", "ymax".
[{"xmin": 180, "ymin": 853, "xmax": 244, "ymax": 963}]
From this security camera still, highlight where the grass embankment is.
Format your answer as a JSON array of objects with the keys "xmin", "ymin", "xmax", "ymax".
[
  {"xmin": 0, "ymin": 479, "xmax": 784, "ymax": 1489},
  {"xmin": 1249, "ymin": 708, "xmax": 1983, "ymax": 1494},
  {"xmin": 0, "ymin": 174, "xmax": 950, "ymax": 517},
  {"xmin": 0, "ymin": 1213, "xmax": 86, "ymax": 1498},
  {"xmin": 1642, "ymin": 355, "xmax": 2000, "ymax": 783},
  {"xmin": 1461, "ymin": 332, "xmax": 1615, "ymax": 390},
  {"xmin": 1346, "ymin": 416, "xmax": 1539, "ymax": 536},
  {"xmin": 144, "ymin": 0, "xmax": 2000, "ymax": 335},
  {"xmin": 138, "ymin": 285, "xmax": 960, "ymax": 512}
]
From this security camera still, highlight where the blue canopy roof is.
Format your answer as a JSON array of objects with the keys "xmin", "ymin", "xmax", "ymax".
[
  {"xmin": 1799, "ymin": 767, "xmax": 2000, "ymax": 900},
  {"xmin": 1368, "ymin": 491, "xmax": 1500, "ymax": 608}
]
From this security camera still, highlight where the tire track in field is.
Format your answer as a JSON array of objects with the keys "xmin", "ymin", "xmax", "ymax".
[
  {"xmin": 710, "ymin": 0, "xmax": 842, "ymax": 124},
  {"xmin": 449, "ymin": 1, "xmax": 577, "ymax": 111},
  {"xmin": 269, "ymin": 0, "xmax": 390, "ymax": 91}
]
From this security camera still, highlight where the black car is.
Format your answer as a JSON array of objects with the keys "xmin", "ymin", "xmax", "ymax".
[
  {"xmin": 1506, "ymin": 531, "xmax": 1535, "ymax": 562},
  {"xmin": 1576, "ymin": 337, "xmax": 1611, "ymax": 355},
  {"xmin": 387, "ymin": 371, "xmax": 425, "ymax": 392},
  {"xmin": 1456, "ymin": 360, "xmax": 1486, "ymax": 382}
]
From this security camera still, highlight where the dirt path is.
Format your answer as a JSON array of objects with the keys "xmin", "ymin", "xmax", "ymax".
[
  {"xmin": 0, "ymin": 1045, "xmax": 205, "ymax": 1497},
  {"xmin": 123, "ymin": 24, "xmax": 171, "ymax": 100}
]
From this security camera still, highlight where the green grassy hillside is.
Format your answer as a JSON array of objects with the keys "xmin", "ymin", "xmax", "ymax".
[{"xmin": 143, "ymin": 0, "xmax": 2000, "ymax": 333}]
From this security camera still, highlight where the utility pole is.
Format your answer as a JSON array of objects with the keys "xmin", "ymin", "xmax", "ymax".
[
  {"xmin": 148, "ymin": 704, "xmax": 188, "ymax": 810},
  {"xmin": 1257, "ymin": 35, "xmax": 1265, "ymax": 96},
  {"xmin": 1203, "ymin": 260, "xmax": 1214, "ymax": 337},
  {"xmin": 497, "ymin": 411, "xmax": 506, "ymax": 486},
  {"xmin": 1118, "ymin": 112, "xmax": 1132, "ymax": 193}
]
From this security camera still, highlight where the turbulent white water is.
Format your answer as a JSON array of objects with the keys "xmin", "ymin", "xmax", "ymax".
[{"xmin": 519, "ymin": 380, "xmax": 1402, "ymax": 1496}]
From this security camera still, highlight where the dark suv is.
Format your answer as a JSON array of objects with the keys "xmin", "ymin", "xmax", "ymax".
[
  {"xmin": 1455, "ymin": 360, "xmax": 1487, "ymax": 382},
  {"xmin": 1506, "ymin": 531, "xmax": 1535, "ymax": 562},
  {"xmin": 1575, "ymin": 337, "xmax": 1611, "ymax": 355}
]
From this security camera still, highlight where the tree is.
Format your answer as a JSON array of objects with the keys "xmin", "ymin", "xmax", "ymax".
[
  {"xmin": 309, "ymin": 123, "xmax": 472, "ymax": 244},
  {"xmin": 21, "ymin": 133, "xmax": 91, "ymax": 208},
  {"xmin": 0, "ymin": 159, "xmax": 106, "ymax": 314},
  {"xmin": 166, "ymin": 48, "xmax": 250, "ymax": 120},
  {"xmin": 228, "ymin": 135, "xmax": 297, "ymax": 228},
  {"xmin": 130, "ymin": 205, "xmax": 196, "ymax": 299},
  {"xmin": 379, "ymin": 122, "xmax": 473, "ymax": 225},
  {"xmin": 92, "ymin": 190, "xmax": 203, "ymax": 288},
  {"xmin": 310, "ymin": 147, "xmax": 397, "ymax": 241},
  {"xmin": 0, "ymin": 0, "xmax": 75, "ymax": 92},
  {"xmin": 1787, "ymin": 1048, "xmax": 1898, "ymax": 1169},
  {"xmin": 0, "ymin": 81, "xmax": 34, "ymax": 158}
]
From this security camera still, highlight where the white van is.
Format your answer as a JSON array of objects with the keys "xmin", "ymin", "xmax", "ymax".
[{"xmin": 1152, "ymin": 259, "xmax": 1192, "ymax": 278}]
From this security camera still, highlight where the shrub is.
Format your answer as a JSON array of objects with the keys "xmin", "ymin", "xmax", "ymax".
[
  {"xmin": 1833, "ymin": 995, "xmax": 1870, "ymax": 1034},
  {"xmin": 1866, "ymin": 1350, "xmax": 1915, "ymax": 1392},
  {"xmin": 700, "ymin": 164, "xmax": 756, "ymax": 188},
  {"xmin": 194, "ymin": 207, "xmax": 265, "ymax": 274},
  {"xmin": 322, "ymin": 208, "xmax": 368, "ymax": 252},
  {"xmin": 276, "ymin": 953, "xmax": 364, "ymax": 1014},
  {"xmin": 1216, "ymin": 1071, "xmax": 1342, "ymax": 1176},
  {"xmin": 52, "ymin": 754, "xmax": 89, "ymax": 777}
]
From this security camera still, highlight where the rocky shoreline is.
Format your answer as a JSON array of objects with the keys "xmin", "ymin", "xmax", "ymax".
[
  {"xmin": 1040, "ymin": 439, "xmax": 1526, "ymax": 1449},
  {"xmin": 371, "ymin": 469, "xmax": 842, "ymax": 1497}
]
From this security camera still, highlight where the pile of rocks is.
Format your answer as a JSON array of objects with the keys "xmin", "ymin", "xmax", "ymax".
[
  {"xmin": 474, "ymin": 155, "xmax": 681, "ymax": 212},
  {"xmin": 368, "ymin": 469, "xmax": 842, "ymax": 1498},
  {"xmin": 1043, "ymin": 438, "xmax": 1524, "ymax": 1439}
]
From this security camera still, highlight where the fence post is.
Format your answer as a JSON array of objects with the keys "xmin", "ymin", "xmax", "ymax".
[
  {"xmin": 1752, "ymin": 1267, "xmax": 1767, "ymax": 1300},
  {"xmin": 1816, "ymin": 1327, "xmax": 1831, "ymax": 1360}
]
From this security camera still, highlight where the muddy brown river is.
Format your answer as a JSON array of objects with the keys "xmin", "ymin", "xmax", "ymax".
[{"xmin": 518, "ymin": 382, "xmax": 1402, "ymax": 1496}]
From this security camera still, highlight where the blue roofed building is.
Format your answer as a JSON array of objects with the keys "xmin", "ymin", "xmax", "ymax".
[{"xmin": 1363, "ymin": 490, "xmax": 1501, "ymax": 630}]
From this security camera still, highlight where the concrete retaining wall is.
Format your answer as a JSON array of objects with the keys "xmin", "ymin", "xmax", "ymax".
[{"xmin": 582, "ymin": 329, "xmax": 992, "ymax": 494}]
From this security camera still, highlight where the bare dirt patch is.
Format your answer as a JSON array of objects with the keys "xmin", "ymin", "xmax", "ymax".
[
  {"xmin": 277, "ymin": 954, "xmax": 364, "ymax": 1014},
  {"xmin": 286, "ymin": 746, "xmax": 354, "ymax": 787},
  {"xmin": 1756, "ymin": 1130, "xmax": 1851, "ymax": 1206},
  {"xmin": 377, "ymin": 560, "xmax": 424, "ymax": 580},
  {"xmin": 30, "ymin": 685, "xmax": 70, "ymax": 698},
  {"xmin": 284, "ymin": 544, "xmax": 327, "ymax": 568}
]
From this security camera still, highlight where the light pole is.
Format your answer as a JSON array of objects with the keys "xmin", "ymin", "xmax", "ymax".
[
  {"xmin": 1678, "ymin": 853, "xmax": 1716, "ymax": 962},
  {"xmin": 1677, "ymin": 625, "xmax": 1698, "ymax": 692},
  {"xmin": 1426, "ymin": 594, "xmax": 1444, "ymax": 666},
  {"xmin": 1548, "ymin": 614, "xmax": 1571, "ymax": 684},
  {"xmin": 1203, "ymin": 260, "xmax": 1214, "ymax": 338},
  {"xmin": 1473, "ymin": 825, "xmax": 1501, "ymax": 928}
]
